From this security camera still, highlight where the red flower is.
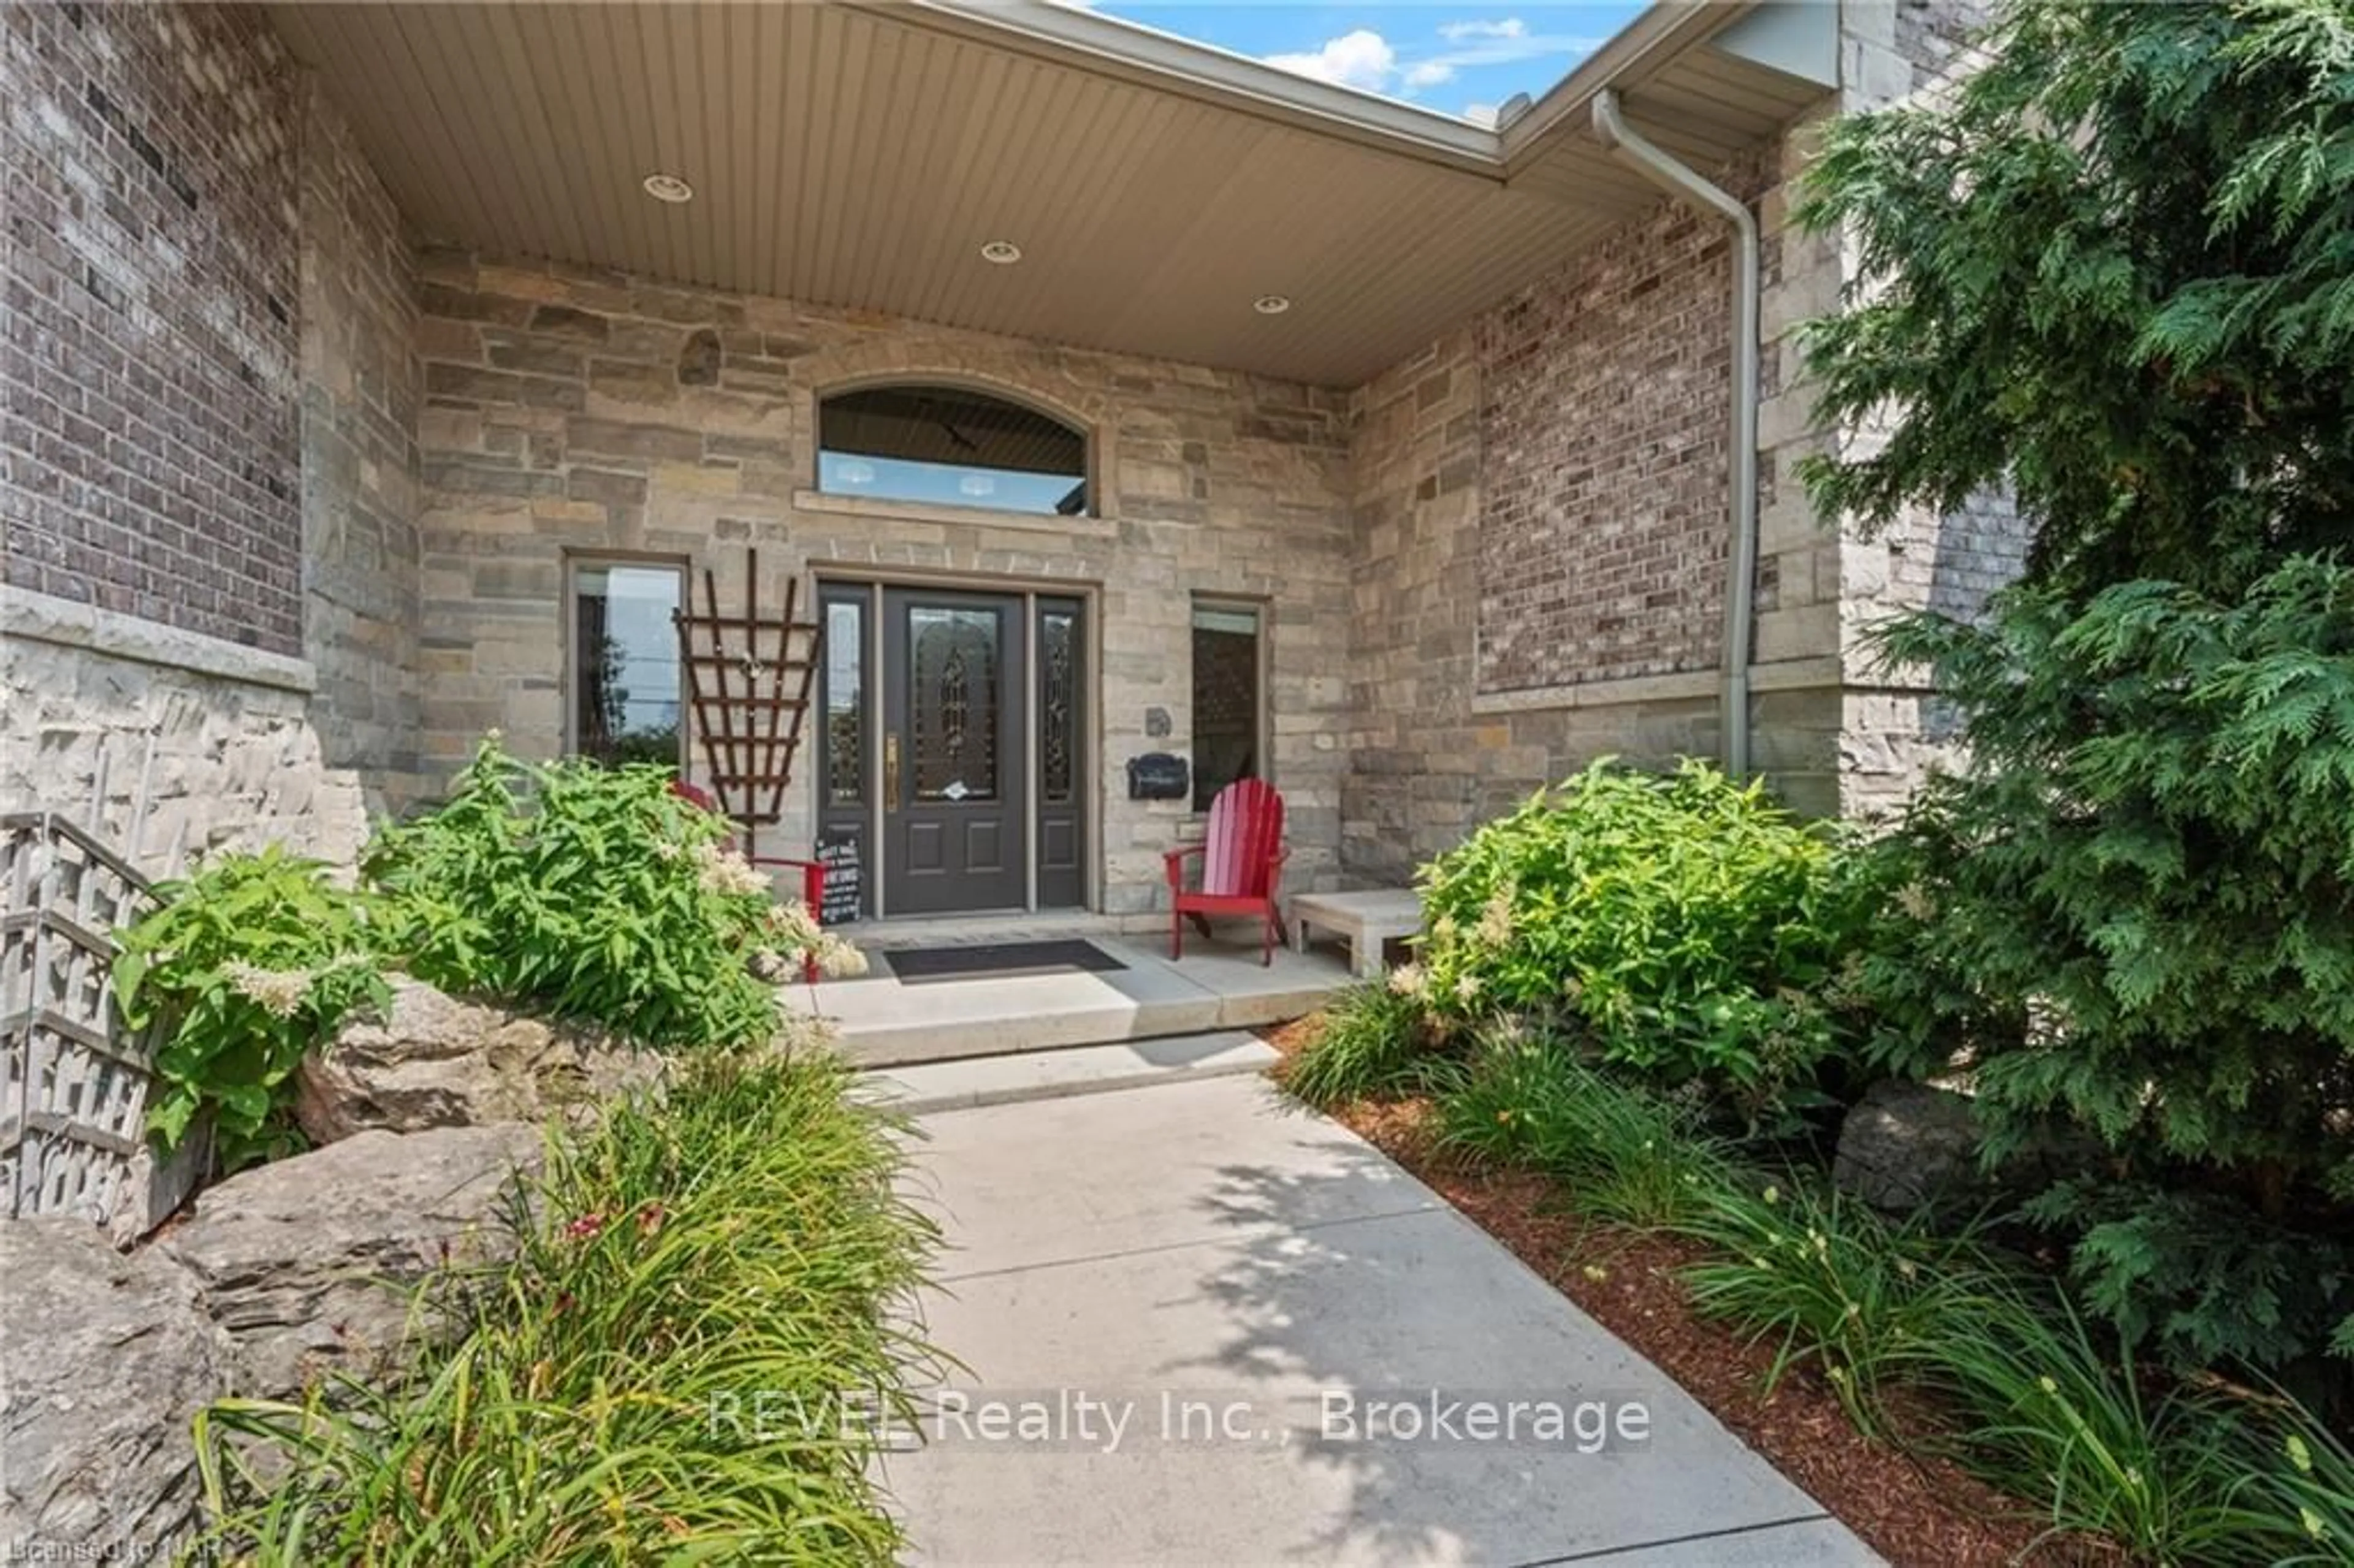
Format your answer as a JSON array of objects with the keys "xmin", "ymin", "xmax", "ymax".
[
  {"xmin": 636, "ymin": 1202, "xmax": 667, "ymax": 1238},
  {"xmin": 565, "ymin": 1212, "xmax": 606, "ymax": 1240}
]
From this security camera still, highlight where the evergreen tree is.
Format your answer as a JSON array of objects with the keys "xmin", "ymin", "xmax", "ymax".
[
  {"xmin": 1800, "ymin": 0, "xmax": 2354, "ymax": 1386},
  {"xmin": 1797, "ymin": 0, "xmax": 2354, "ymax": 601}
]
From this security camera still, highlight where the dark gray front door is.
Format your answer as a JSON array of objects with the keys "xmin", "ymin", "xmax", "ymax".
[{"xmin": 883, "ymin": 588, "xmax": 1027, "ymax": 914}]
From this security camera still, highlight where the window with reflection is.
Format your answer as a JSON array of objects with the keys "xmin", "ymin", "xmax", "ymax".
[
  {"xmin": 570, "ymin": 560, "xmax": 685, "ymax": 769},
  {"xmin": 818, "ymin": 384, "xmax": 1089, "ymax": 516},
  {"xmin": 1191, "ymin": 602, "xmax": 1262, "ymax": 810}
]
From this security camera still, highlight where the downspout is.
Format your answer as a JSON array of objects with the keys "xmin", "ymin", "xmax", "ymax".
[{"xmin": 1591, "ymin": 88, "xmax": 1759, "ymax": 779}]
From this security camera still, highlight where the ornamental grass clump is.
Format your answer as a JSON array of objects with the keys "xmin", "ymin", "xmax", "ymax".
[
  {"xmin": 1434, "ymin": 1033, "xmax": 1736, "ymax": 1231},
  {"xmin": 365, "ymin": 736, "xmax": 859, "ymax": 1051},
  {"xmin": 1411, "ymin": 759, "xmax": 1865, "ymax": 1131},
  {"xmin": 1280, "ymin": 981, "xmax": 1456, "ymax": 1108},
  {"xmin": 192, "ymin": 1048, "xmax": 945, "ymax": 1564}
]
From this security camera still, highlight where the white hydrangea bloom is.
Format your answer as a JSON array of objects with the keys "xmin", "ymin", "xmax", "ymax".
[{"xmin": 224, "ymin": 961, "xmax": 312, "ymax": 1019}]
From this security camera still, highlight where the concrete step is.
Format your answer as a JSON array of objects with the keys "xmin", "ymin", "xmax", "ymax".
[
  {"xmin": 791, "ymin": 935, "xmax": 1347, "ymax": 1067},
  {"xmin": 858, "ymin": 1030, "xmax": 1280, "ymax": 1115}
]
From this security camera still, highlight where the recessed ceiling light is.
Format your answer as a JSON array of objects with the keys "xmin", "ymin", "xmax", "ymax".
[
  {"xmin": 641, "ymin": 172, "xmax": 694, "ymax": 204},
  {"xmin": 980, "ymin": 240, "xmax": 1023, "ymax": 265},
  {"xmin": 1253, "ymin": 294, "xmax": 1292, "ymax": 315}
]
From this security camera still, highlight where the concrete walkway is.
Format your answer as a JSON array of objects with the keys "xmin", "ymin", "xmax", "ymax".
[{"xmin": 881, "ymin": 1075, "xmax": 1879, "ymax": 1567}]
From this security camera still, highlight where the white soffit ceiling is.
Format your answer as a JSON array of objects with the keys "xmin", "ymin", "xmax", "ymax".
[{"xmin": 267, "ymin": 1, "xmax": 1833, "ymax": 387}]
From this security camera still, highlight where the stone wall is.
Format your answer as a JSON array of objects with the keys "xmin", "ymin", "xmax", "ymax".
[
  {"xmin": 1826, "ymin": 0, "xmax": 2032, "ymax": 815},
  {"xmin": 408, "ymin": 253, "xmax": 1354, "ymax": 913},
  {"xmin": 1, "ymin": 2, "xmax": 304, "ymax": 657},
  {"xmin": 1343, "ymin": 324, "xmax": 1744, "ymax": 887},
  {"xmin": 0, "ymin": 591, "xmax": 367, "ymax": 872},
  {"xmin": 298, "ymin": 81, "xmax": 424, "ymax": 816}
]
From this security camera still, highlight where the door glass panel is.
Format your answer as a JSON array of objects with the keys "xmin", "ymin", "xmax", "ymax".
[
  {"xmin": 825, "ymin": 598, "xmax": 864, "ymax": 806},
  {"xmin": 1041, "ymin": 610, "xmax": 1076, "ymax": 805},
  {"xmin": 909, "ymin": 606, "xmax": 1000, "ymax": 802}
]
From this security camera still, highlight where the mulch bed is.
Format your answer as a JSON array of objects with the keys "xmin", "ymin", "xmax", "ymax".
[{"xmin": 1259, "ymin": 1018, "xmax": 2117, "ymax": 1568}]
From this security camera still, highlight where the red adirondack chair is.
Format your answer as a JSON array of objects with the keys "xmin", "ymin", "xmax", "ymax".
[{"xmin": 1164, "ymin": 778, "xmax": 1288, "ymax": 965}]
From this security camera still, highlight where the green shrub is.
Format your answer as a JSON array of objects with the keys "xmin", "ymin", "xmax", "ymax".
[
  {"xmin": 1411, "ymin": 759, "xmax": 1864, "ymax": 1130},
  {"xmin": 365, "ymin": 737, "xmax": 842, "ymax": 1049},
  {"xmin": 1857, "ymin": 558, "xmax": 2354, "ymax": 1377},
  {"xmin": 111, "ymin": 846, "xmax": 387, "ymax": 1170},
  {"xmin": 1281, "ymin": 983, "xmax": 1452, "ymax": 1108},
  {"xmin": 193, "ymin": 1048, "xmax": 943, "ymax": 1563},
  {"xmin": 1435, "ymin": 1034, "xmax": 1737, "ymax": 1230}
]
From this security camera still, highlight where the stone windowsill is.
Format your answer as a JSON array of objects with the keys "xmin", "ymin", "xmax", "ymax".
[
  {"xmin": 1468, "ymin": 655, "xmax": 1848, "ymax": 716},
  {"xmin": 790, "ymin": 489, "xmax": 1121, "ymax": 539}
]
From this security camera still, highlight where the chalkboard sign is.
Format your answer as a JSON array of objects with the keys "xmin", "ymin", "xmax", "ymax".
[
  {"xmin": 815, "ymin": 831, "xmax": 863, "ymax": 926},
  {"xmin": 1126, "ymin": 752, "xmax": 1190, "ymax": 801}
]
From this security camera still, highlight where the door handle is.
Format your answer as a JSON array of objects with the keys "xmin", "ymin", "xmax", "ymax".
[{"xmin": 885, "ymin": 731, "xmax": 901, "ymax": 812}]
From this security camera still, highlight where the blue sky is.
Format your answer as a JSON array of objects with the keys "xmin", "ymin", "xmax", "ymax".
[{"xmin": 1086, "ymin": 3, "xmax": 1650, "ymax": 125}]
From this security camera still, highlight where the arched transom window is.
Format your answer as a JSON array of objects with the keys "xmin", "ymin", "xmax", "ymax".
[{"xmin": 817, "ymin": 384, "xmax": 1089, "ymax": 516}]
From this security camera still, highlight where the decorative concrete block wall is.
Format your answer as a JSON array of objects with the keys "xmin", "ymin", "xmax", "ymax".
[
  {"xmin": 1, "ymin": 592, "xmax": 367, "ymax": 872},
  {"xmin": 407, "ymin": 254, "xmax": 1354, "ymax": 913}
]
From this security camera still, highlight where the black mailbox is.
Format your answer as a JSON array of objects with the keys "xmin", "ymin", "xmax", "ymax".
[{"xmin": 1126, "ymin": 752, "xmax": 1190, "ymax": 801}]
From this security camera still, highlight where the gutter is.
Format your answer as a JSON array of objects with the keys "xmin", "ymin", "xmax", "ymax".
[{"xmin": 1591, "ymin": 88, "xmax": 1760, "ymax": 779}]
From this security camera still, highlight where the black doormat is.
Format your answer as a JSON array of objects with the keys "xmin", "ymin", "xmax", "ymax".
[{"xmin": 884, "ymin": 939, "xmax": 1127, "ymax": 984}]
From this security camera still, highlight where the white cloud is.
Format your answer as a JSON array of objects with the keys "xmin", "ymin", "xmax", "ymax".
[
  {"xmin": 1400, "ymin": 31, "xmax": 1610, "ymax": 95},
  {"xmin": 1263, "ymin": 29, "xmax": 1397, "ymax": 91},
  {"xmin": 1439, "ymin": 18, "xmax": 1527, "ymax": 42},
  {"xmin": 1260, "ymin": 18, "xmax": 1604, "ymax": 104},
  {"xmin": 1462, "ymin": 102, "xmax": 1501, "ymax": 128}
]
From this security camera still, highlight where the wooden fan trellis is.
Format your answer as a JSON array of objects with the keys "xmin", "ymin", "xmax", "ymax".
[{"xmin": 672, "ymin": 549, "xmax": 823, "ymax": 857}]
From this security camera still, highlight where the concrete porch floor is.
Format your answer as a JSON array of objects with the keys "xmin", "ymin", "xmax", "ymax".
[{"xmin": 788, "ymin": 924, "xmax": 1353, "ymax": 1068}]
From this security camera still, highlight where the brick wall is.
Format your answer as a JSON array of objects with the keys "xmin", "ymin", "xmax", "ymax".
[
  {"xmin": 1477, "ymin": 191, "xmax": 1739, "ymax": 693},
  {"xmin": 408, "ymin": 253, "xmax": 1354, "ymax": 913},
  {"xmin": 1, "ymin": 2, "xmax": 303, "ymax": 657}
]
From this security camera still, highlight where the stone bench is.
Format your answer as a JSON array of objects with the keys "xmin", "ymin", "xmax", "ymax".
[{"xmin": 1287, "ymin": 888, "xmax": 1422, "ymax": 980}]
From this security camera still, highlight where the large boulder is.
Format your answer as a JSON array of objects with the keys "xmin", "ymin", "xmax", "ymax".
[
  {"xmin": 157, "ymin": 1124, "xmax": 543, "ymax": 1402},
  {"xmin": 1833, "ymin": 1078, "xmax": 2100, "ymax": 1214},
  {"xmin": 295, "ymin": 975, "xmax": 666, "ymax": 1143},
  {"xmin": 1832, "ymin": 1079, "xmax": 1990, "ymax": 1213},
  {"xmin": 0, "ymin": 1219, "xmax": 233, "ymax": 1558}
]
